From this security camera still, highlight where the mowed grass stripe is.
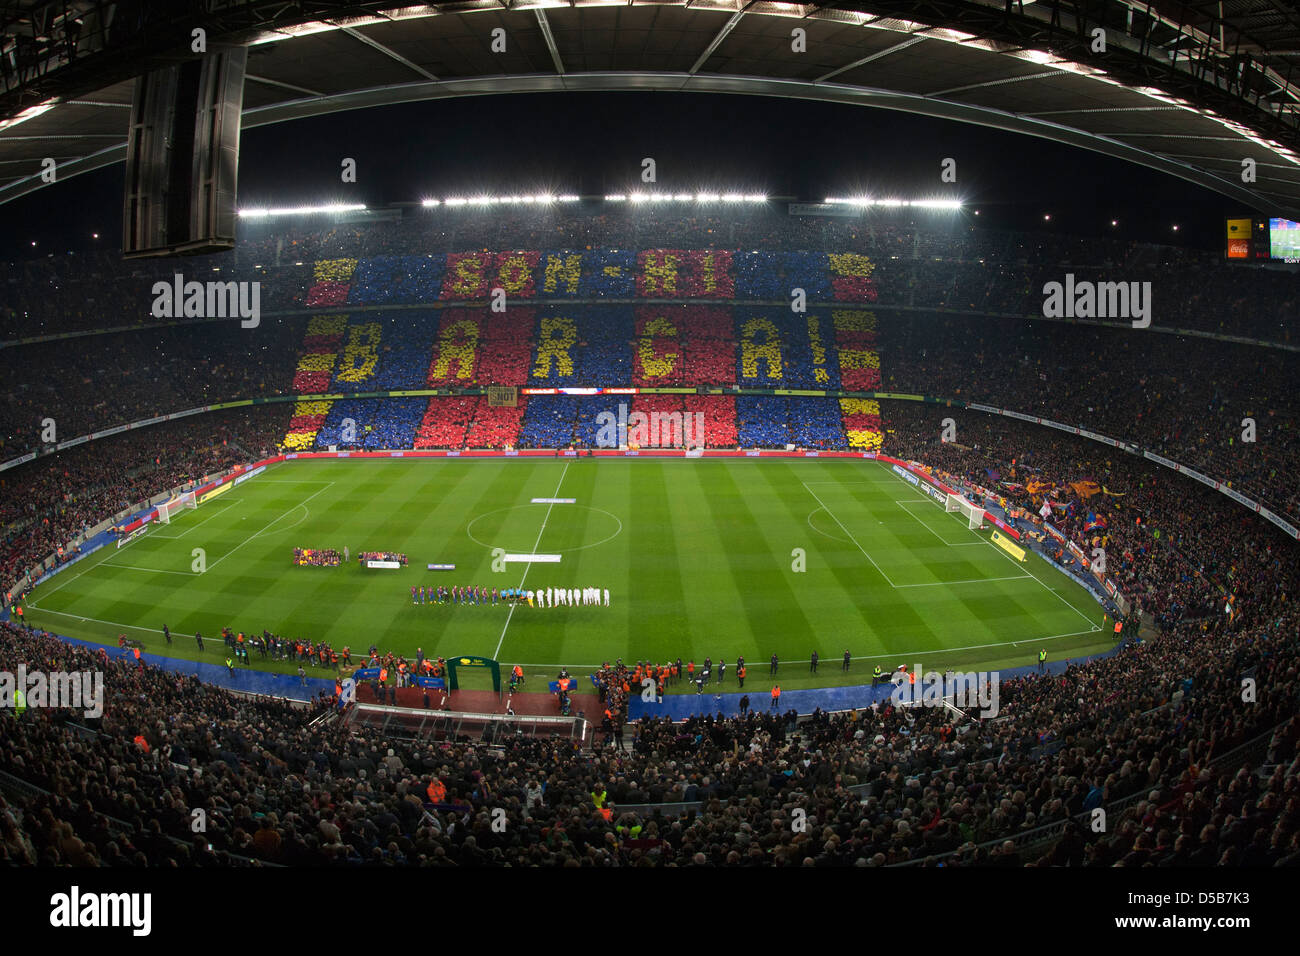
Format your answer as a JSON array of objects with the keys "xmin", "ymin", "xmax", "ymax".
[
  {"xmin": 499, "ymin": 458, "xmax": 602, "ymax": 666},
  {"xmin": 875, "ymin": 461, "xmax": 1103, "ymax": 628},
  {"xmin": 619, "ymin": 462, "xmax": 693, "ymax": 662},
  {"xmin": 811, "ymin": 464, "xmax": 952, "ymax": 659},
  {"xmin": 184, "ymin": 483, "xmax": 338, "ymax": 639},
  {"xmin": 433, "ymin": 460, "xmax": 568, "ymax": 659},
  {"xmin": 841, "ymin": 480, "xmax": 1000, "ymax": 586},
  {"xmin": 689, "ymin": 461, "xmax": 820, "ymax": 662},
  {"xmin": 761, "ymin": 461, "xmax": 884, "ymax": 659},
  {"xmin": 23, "ymin": 458, "xmax": 1111, "ymax": 683},
  {"xmin": 92, "ymin": 488, "xmax": 291, "ymax": 633},
  {"xmin": 357, "ymin": 459, "xmax": 513, "ymax": 655}
]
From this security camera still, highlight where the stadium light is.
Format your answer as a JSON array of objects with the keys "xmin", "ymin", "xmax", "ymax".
[
  {"xmin": 422, "ymin": 193, "xmax": 564, "ymax": 206},
  {"xmin": 606, "ymin": 191, "xmax": 768, "ymax": 204},
  {"xmin": 824, "ymin": 197, "xmax": 961, "ymax": 210},
  {"xmin": 238, "ymin": 203, "xmax": 366, "ymax": 218}
]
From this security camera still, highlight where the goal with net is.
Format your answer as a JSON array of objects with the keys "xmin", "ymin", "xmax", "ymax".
[
  {"xmin": 945, "ymin": 493, "xmax": 986, "ymax": 530},
  {"xmin": 156, "ymin": 491, "xmax": 197, "ymax": 524}
]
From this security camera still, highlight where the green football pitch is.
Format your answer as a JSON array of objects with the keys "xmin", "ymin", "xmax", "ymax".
[{"xmin": 25, "ymin": 458, "xmax": 1115, "ymax": 692}]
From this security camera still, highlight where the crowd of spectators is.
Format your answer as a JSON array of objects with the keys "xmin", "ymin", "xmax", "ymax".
[
  {"xmin": 881, "ymin": 402, "xmax": 1294, "ymax": 633},
  {"xmin": 0, "ymin": 320, "xmax": 303, "ymax": 461},
  {"xmin": 1, "ymin": 338, "xmax": 1297, "ymax": 866},
  {"xmin": 736, "ymin": 396, "xmax": 847, "ymax": 449},
  {"xmin": 2, "ymin": 211, "xmax": 1297, "ymax": 867},
  {"xmin": 2, "ymin": 596, "xmax": 1295, "ymax": 866},
  {"xmin": 5, "ymin": 209, "xmax": 1294, "ymax": 529},
  {"xmin": 1, "ymin": 406, "xmax": 290, "ymax": 598},
  {"xmin": 4, "ymin": 208, "xmax": 1291, "ymax": 343},
  {"xmin": 880, "ymin": 313, "xmax": 1300, "ymax": 522}
]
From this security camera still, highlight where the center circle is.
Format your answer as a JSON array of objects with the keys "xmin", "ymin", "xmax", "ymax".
[{"xmin": 465, "ymin": 504, "xmax": 624, "ymax": 554}]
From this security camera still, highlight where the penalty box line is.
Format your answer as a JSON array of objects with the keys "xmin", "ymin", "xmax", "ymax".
[
  {"xmin": 880, "ymin": 463, "xmax": 1100, "ymax": 629},
  {"xmin": 493, "ymin": 461, "xmax": 570, "ymax": 660},
  {"xmin": 204, "ymin": 482, "xmax": 336, "ymax": 574},
  {"xmin": 142, "ymin": 497, "xmax": 244, "ymax": 540},
  {"xmin": 801, "ymin": 480, "xmax": 900, "ymax": 589},
  {"xmin": 892, "ymin": 499, "xmax": 985, "ymax": 548},
  {"xmin": 805, "ymin": 478, "xmax": 1037, "ymax": 592}
]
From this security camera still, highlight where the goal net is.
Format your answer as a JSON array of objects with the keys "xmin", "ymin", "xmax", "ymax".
[
  {"xmin": 945, "ymin": 493, "xmax": 986, "ymax": 530},
  {"xmin": 156, "ymin": 491, "xmax": 196, "ymax": 524}
]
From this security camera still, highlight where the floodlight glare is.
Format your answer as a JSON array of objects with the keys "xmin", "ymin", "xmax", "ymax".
[{"xmin": 237, "ymin": 202, "xmax": 366, "ymax": 218}]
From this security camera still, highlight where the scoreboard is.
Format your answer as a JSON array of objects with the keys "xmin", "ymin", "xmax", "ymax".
[
  {"xmin": 1225, "ymin": 216, "xmax": 1300, "ymax": 262},
  {"xmin": 1268, "ymin": 218, "xmax": 1300, "ymax": 262}
]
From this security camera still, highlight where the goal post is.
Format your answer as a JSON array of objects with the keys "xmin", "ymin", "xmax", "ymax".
[
  {"xmin": 945, "ymin": 493, "xmax": 986, "ymax": 530},
  {"xmin": 156, "ymin": 491, "xmax": 196, "ymax": 524}
]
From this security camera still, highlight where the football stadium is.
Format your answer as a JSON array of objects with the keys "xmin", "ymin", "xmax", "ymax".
[{"xmin": 1, "ymin": 0, "xmax": 1298, "ymax": 919}]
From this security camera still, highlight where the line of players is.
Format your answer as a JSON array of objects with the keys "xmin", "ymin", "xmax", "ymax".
[{"xmin": 410, "ymin": 585, "xmax": 611, "ymax": 607}]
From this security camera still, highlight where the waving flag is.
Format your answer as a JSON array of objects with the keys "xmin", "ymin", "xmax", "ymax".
[
  {"xmin": 1083, "ymin": 511, "xmax": 1107, "ymax": 532},
  {"xmin": 1070, "ymin": 480, "xmax": 1101, "ymax": 499}
]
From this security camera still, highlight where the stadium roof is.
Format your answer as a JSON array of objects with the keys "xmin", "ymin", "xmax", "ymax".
[{"xmin": 2, "ymin": 0, "xmax": 1299, "ymax": 214}]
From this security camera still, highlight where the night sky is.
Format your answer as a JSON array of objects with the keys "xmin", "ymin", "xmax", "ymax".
[{"xmin": 0, "ymin": 91, "xmax": 1250, "ymax": 259}]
